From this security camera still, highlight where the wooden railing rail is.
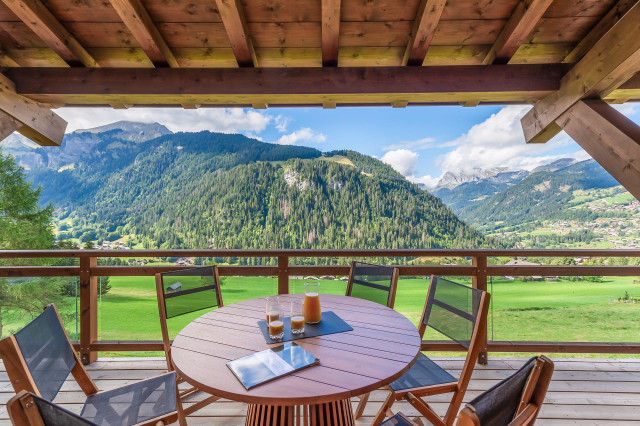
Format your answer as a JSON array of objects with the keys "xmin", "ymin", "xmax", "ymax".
[{"xmin": 1, "ymin": 249, "xmax": 639, "ymax": 364}]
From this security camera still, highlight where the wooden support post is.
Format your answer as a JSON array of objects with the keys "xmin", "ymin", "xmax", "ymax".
[
  {"xmin": 277, "ymin": 256, "xmax": 289, "ymax": 295},
  {"xmin": 472, "ymin": 255, "xmax": 488, "ymax": 365},
  {"xmin": 79, "ymin": 257, "xmax": 97, "ymax": 365}
]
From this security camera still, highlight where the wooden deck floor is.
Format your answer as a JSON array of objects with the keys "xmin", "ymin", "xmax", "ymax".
[{"xmin": 1, "ymin": 357, "xmax": 639, "ymax": 425}]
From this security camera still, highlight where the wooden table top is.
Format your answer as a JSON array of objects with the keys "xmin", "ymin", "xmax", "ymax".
[{"xmin": 171, "ymin": 293, "xmax": 421, "ymax": 406}]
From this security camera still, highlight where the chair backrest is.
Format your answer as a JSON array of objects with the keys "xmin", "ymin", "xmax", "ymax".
[
  {"xmin": 457, "ymin": 356, "xmax": 554, "ymax": 426},
  {"xmin": 419, "ymin": 276, "xmax": 483, "ymax": 348},
  {"xmin": 0, "ymin": 305, "xmax": 98, "ymax": 402},
  {"xmin": 7, "ymin": 390, "xmax": 97, "ymax": 426},
  {"xmin": 345, "ymin": 261, "xmax": 399, "ymax": 308},
  {"xmin": 155, "ymin": 266, "xmax": 223, "ymax": 369},
  {"xmin": 419, "ymin": 275, "xmax": 491, "ymax": 425}
]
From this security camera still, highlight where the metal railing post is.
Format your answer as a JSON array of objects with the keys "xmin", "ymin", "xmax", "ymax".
[
  {"xmin": 472, "ymin": 255, "xmax": 488, "ymax": 365},
  {"xmin": 278, "ymin": 256, "xmax": 289, "ymax": 295},
  {"xmin": 79, "ymin": 256, "xmax": 98, "ymax": 365}
]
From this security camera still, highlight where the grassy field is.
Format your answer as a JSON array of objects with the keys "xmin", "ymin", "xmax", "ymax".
[{"xmin": 2, "ymin": 275, "xmax": 639, "ymax": 358}]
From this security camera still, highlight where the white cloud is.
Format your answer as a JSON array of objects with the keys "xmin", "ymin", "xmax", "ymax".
[
  {"xmin": 274, "ymin": 115, "xmax": 290, "ymax": 132},
  {"xmin": 613, "ymin": 103, "xmax": 639, "ymax": 117},
  {"xmin": 276, "ymin": 128, "xmax": 326, "ymax": 145},
  {"xmin": 57, "ymin": 107, "xmax": 271, "ymax": 134},
  {"xmin": 381, "ymin": 149, "xmax": 419, "ymax": 176},
  {"xmin": 408, "ymin": 174, "xmax": 441, "ymax": 190},
  {"xmin": 382, "ymin": 137, "xmax": 436, "ymax": 151},
  {"xmin": 437, "ymin": 105, "xmax": 587, "ymax": 173}
]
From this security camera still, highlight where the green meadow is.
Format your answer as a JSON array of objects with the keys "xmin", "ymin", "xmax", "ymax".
[{"xmin": 2, "ymin": 275, "xmax": 639, "ymax": 358}]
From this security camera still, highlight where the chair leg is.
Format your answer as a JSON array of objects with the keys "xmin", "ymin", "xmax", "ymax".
[
  {"xmin": 371, "ymin": 391, "xmax": 396, "ymax": 426},
  {"xmin": 354, "ymin": 392, "xmax": 370, "ymax": 419},
  {"xmin": 176, "ymin": 382, "xmax": 188, "ymax": 426}
]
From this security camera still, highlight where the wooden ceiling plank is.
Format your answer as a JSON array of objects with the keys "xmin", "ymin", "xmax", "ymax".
[
  {"xmin": 321, "ymin": 0, "xmax": 340, "ymax": 67},
  {"xmin": 563, "ymin": 0, "xmax": 638, "ymax": 64},
  {"xmin": 403, "ymin": 0, "xmax": 446, "ymax": 66},
  {"xmin": 108, "ymin": 0, "xmax": 178, "ymax": 68},
  {"xmin": 483, "ymin": 0, "xmax": 554, "ymax": 65},
  {"xmin": 0, "ymin": 73, "xmax": 66, "ymax": 146},
  {"xmin": 215, "ymin": 0, "xmax": 257, "ymax": 67},
  {"xmin": 521, "ymin": 2, "xmax": 640, "ymax": 144},
  {"xmin": 0, "ymin": 0, "xmax": 98, "ymax": 67},
  {"xmin": 557, "ymin": 99, "xmax": 640, "ymax": 200}
]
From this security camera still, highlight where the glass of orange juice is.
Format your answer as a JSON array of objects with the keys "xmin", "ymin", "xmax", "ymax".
[
  {"xmin": 268, "ymin": 304, "xmax": 284, "ymax": 340},
  {"xmin": 304, "ymin": 282, "xmax": 321, "ymax": 324},
  {"xmin": 265, "ymin": 296, "xmax": 280, "ymax": 323},
  {"xmin": 290, "ymin": 300, "xmax": 305, "ymax": 334}
]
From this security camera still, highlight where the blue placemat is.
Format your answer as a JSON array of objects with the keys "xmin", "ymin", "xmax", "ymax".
[{"xmin": 257, "ymin": 311, "xmax": 353, "ymax": 344}]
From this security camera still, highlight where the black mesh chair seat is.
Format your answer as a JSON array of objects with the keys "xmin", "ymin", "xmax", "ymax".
[
  {"xmin": 81, "ymin": 372, "xmax": 177, "ymax": 426},
  {"xmin": 464, "ymin": 357, "xmax": 536, "ymax": 426},
  {"xmin": 389, "ymin": 352, "xmax": 457, "ymax": 392},
  {"xmin": 380, "ymin": 412, "xmax": 418, "ymax": 426}
]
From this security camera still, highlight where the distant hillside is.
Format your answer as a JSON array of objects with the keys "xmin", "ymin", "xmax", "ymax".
[
  {"xmin": 459, "ymin": 160, "xmax": 621, "ymax": 227},
  {"xmin": 3, "ymin": 123, "xmax": 488, "ymax": 255}
]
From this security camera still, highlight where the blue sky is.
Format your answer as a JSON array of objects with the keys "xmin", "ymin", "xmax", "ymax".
[{"xmin": 57, "ymin": 103, "xmax": 640, "ymax": 188}]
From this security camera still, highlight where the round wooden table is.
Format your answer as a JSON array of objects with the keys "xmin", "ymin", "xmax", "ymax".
[{"xmin": 171, "ymin": 293, "xmax": 421, "ymax": 426}]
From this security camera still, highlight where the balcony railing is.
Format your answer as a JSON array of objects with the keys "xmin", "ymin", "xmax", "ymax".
[{"xmin": 1, "ymin": 249, "xmax": 639, "ymax": 365}]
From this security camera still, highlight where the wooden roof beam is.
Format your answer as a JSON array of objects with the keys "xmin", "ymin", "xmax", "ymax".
[
  {"xmin": 1, "ymin": 0, "xmax": 98, "ymax": 67},
  {"xmin": 321, "ymin": 0, "xmax": 341, "ymax": 67},
  {"xmin": 521, "ymin": 2, "xmax": 640, "ymax": 144},
  {"xmin": 108, "ymin": 0, "xmax": 179, "ymax": 68},
  {"xmin": 483, "ymin": 0, "xmax": 554, "ymax": 65},
  {"xmin": 403, "ymin": 0, "xmax": 447, "ymax": 66},
  {"xmin": 563, "ymin": 0, "xmax": 637, "ymax": 64},
  {"xmin": 557, "ymin": 99, "xmax": 640, "ymax": 200},
  {"xmin": 5, "ymin": 64, "xmax": 567, "ymax": 99},
  {"xmin": 0, "ymin": 74, "xmax": 66, "ymax": 146},
  {"xmin": 215, "ymin": 0, "xmax": 257, "ymax": 67}
]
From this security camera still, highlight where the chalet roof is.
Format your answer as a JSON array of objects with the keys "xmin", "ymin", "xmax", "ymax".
[{"xmin": 0, "ymin": 0, "xmax": 638, "ymax": 201}]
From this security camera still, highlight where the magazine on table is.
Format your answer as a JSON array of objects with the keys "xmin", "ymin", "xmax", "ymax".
[{"xmin": 227, "ymin": 342, "xmax": 320, "ymax": 389}]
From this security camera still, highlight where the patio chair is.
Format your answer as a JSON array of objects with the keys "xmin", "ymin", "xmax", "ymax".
[
  {"xmin": 0, "ymin": 304, "xmax": 178, "ymax": 426},
  {"xmin": 456, "ymin": 355, "xmax": 554, "ymax": 426},
  {"xmin": 155, "ymin": 265, "xmax": 224, "ymax": 424},
  {"xmin": 346, "ymin": 261, "xmax": 399, "ymax": 308},
  {"xmin": 355, "ymin": 275, "xmax": 490, "ymax": 426}
]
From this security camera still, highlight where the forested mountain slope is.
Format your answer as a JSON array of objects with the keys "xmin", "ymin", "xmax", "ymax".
[{"xmin": 4, "ymin": 124, "xmax": 487, "ymax": 253}]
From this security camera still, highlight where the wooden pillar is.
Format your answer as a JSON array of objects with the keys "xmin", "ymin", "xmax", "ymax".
[
  {"xmin": 277, "ymin": 256, "xmax": 289, "ymax": 295},
  {"xmin": 557, "ymin": 99, "xmax": 640, "ymax": 200},
  {"xmin": 472, "ymin": 255, "xmax": 488, "ymax": 365},
  {"xmin": 79, "ymin": 256, "xmax": 98, "ymax": 365}
]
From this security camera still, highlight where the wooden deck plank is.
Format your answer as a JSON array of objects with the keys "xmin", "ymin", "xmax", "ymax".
[{"xmin": 1, "ymin": 357, "xmax": 639, "ymax": 425}]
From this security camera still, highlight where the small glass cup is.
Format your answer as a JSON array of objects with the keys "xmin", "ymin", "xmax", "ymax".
[
  {"xmin": 290, "ymin": 300, "xmax": 305, "ymax": 334},
  {"xmin": 268, "ymin": 304, "xmax": 284, "ymax": 340},
  {"xmin": 265, "ymin": 296, "xmax": 280, "ymax": 323},
  {"xmin": 304, "ymin": 282, "xmax": 321, "ymax": 324}
]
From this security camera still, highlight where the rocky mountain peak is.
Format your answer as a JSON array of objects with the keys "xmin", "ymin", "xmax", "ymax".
[{"xmin": 436, "ymin": 167, "xmax": 513, "ymax": 190}]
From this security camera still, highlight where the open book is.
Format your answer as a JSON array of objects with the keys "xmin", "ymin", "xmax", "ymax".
[{"xmin": 227, "ymin": 342, "xmax": 320, "ymax": 389}]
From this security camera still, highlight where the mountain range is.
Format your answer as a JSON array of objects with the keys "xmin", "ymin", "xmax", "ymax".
[{"xmin": 1, "ymin": 122, "xmax": 487, "ymax": 254}]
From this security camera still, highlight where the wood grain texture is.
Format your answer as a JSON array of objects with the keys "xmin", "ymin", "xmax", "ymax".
[
  {"xmin": 171, "ymin": 294, "xmax": 420, "ymax": 406},
  {"xmin": 215, "ymin": 0, "xmax": 257, "ymax": 67},
  {"xmin": 403, "ymin": 0, "xmax": 446, "ymax": 66},
  {"xmin": 0, "ymin": 0, "xmax": 98, "ymax": 67},
  {"xmin": 521, "ymin": 2, "xmax": 640, "ymax": 144},
  {"xmin": 483, "ymin": 0, "xmax": 554, "ymax": 64},
  {"xmin": 108, "ymin": 0, "xmax": 178, "ymax": 67},
  {"xmin": 321, "ymin": 0, "xmax": 340, "ymax": 67}
]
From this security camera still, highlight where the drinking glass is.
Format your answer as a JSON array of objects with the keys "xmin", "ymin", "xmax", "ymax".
[
  {"xmin": 265, "ymin": 296, "xmax": 280, "ymax": 323},
  {"xmin": 268, "ymin": 304, "xmax": 284, "ymax": 340},
  {"xmin": 290, "ymin": 300, "xmax": 305, "ymax": 334},
  {"xmin": 304, "ymin": 282, "xmax": 321, "ymax": 324}
]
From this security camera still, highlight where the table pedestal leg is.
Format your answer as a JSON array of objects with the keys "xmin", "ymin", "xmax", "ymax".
[{"xmin": 246, "ymin": 398, "xmax": 355, "ymax": 426}]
